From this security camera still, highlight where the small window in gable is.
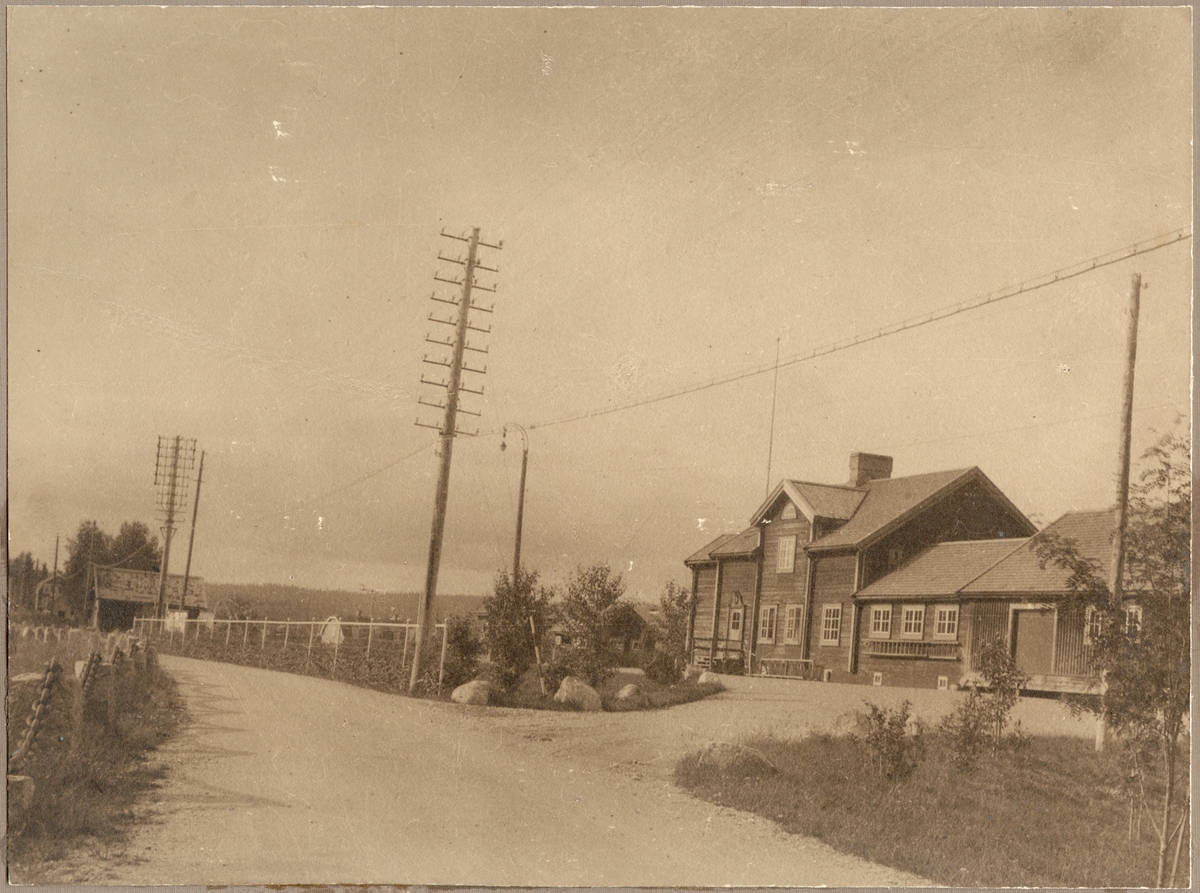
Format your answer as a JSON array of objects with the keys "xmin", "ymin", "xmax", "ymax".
[{"xmin": 781, "ymin": 503, "xmax": 797, "ymax": 521}]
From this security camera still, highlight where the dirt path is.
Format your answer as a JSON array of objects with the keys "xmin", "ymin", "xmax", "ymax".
[{"xmin": 34, "ymin": 657, "xmax": 950, "ymax": 887}]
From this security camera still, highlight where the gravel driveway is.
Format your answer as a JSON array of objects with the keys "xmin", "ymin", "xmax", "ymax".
[{"xmin": 33, "ymin": 657, "xmax": 1095, "ymax": 886}]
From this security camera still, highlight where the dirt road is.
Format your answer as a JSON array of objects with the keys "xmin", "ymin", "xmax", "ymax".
[{"xmin": 41, "ymin": 657, "xmax": 1093, "ymax": 886}]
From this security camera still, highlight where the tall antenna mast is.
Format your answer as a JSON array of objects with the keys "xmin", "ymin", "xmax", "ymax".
[{"xmin": 764, "ymin": 337, "xmax": 781, "ymax": 497}]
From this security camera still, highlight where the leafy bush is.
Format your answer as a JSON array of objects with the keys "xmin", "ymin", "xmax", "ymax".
[
  {"xmin": 943, "ymin": 637, "xmax": 1030, "ymax": 770},
  {"xmin": 644, "ymin": 647, "xmax": 683, "ymax": 685},
  {"xmin": 437, "ymin": 614, "xmax": 483, "ymax": 690},
  {"xmin": 482, "ymin": 568, "xmax": 555, "ymax": 690},
  {"xmin": 863, "ymin": 699, "xmax": 924, "ymax": 780}
]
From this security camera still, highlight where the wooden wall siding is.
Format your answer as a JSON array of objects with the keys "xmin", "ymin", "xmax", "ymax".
[
  {"xmin": 861, "ymin": 480, "xmax": 1031, "ymax": 586},
  {"xmin": 759, "ymin": 512, "xmax": 812, "ymax": 614},
  {"xmin": 1054, "ymin": 603, "xmax": 1091, "ymax": 676},
  {"xmin": 967, "ymin": 600, "xmax": 1009, "ymax": 671},
  {"xmin": 719, "ymin": 559, "xmax": 758, "ymax": 613},
  {"xmin": 808, "ymin": 553, "xmax": 857, "ymax": 679},
  {"xmin": 692, "ymin": 565, "xmax": 717, "ymax": 623}
]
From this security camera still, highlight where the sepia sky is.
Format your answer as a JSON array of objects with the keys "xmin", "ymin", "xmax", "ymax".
[{"xmin": 7, "ymin": 6, "xmax": 1192, "ymax": 602}]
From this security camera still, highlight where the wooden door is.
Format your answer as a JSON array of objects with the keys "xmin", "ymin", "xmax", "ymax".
[{"xmin": 1012, "ymin": 608, "xmax": 1055, "ymax": 676}]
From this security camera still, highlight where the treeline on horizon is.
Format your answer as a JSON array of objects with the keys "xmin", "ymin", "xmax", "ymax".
[{"xmin": 205, "ymin": 582, "xmax": 486, "ymax": 623}]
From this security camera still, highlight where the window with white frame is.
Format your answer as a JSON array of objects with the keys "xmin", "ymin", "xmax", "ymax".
[
  {"xmin": 781, "ymin": 503, "xmax": 797, "ymax": 520},
  {"xmin": 777, "ymin": 535, "xmax": 796, "ymax": 573},
  {"xmin": 1085, "ymin": 605, "xmax": 1102, "ymax": 643},
  {"xmin": 901, "ymin": 604, "xmax": 925, "ymax": 638},
  {"xmin": 869, "ymin": 605, "xmax": 892, "ymax": 638},
  {"xmin": 729, "ymin": 607, "xmax": 743, "ymax": 636},
  {"xmin": 758, "ymin": 605, "xmax": 778, "ymax": 644},
  {"xmin": 1125, "ymin": 604, "xmax": 1143, "ymax": 636},
  {"xmin": 821, "ymin": 604, "xmax": 841, "ymax": 646},
  {"xmin": 784, "ymin": 605, "xmax": 802, "ymax": 644},
  {"xmin": 933, "ymin": 605, "xmax": 958, "ymax": 639}
]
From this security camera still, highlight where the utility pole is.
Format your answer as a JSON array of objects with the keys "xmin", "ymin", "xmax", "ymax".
[
  {"xmin": 1097, "ymin": 272, "xmax": 1142, "ymax": 752},
  {"xmin": 501, "ymin": 424, "xmax": 529, "ymax": 578},
  {"xmin": 154, "ymin": 435, "xmax": 197, "ymax": 620},
  {"xmin": 181, "ymin": 450, "xmax": 205, "ymax": 610},
  {"xmin": 411, "ymin": 227, "xmax": 499, "ymax": 692}
]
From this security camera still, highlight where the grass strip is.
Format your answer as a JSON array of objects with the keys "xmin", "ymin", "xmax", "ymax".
[
  {"xmin": 674, "ymin": 731, "xmax": 1185, "ymax": 888},
  {"xmin": 7, "ymin": 654, "xmax": 185, "ymax": 879}
]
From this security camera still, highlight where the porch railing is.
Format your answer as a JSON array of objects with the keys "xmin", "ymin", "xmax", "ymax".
[{"xmin": 863, "ymin": 639, "xmax": 960, "ymax": 660}]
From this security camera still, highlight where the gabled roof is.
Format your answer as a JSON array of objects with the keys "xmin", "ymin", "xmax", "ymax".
[
  {"xmin": 806, "ymin": 467, "xmax": 1034, "ymax": 553},
  {"xmin": 856, "ymin": 539, "xmax": 1028, "ymax": 600},
  {"xmin": 962, "ymin": 509, "xmax": 1116, "ymax": 595},
  {"xmin": 750, "ymin": 479, "xmax": 866, "ymax": 526}
]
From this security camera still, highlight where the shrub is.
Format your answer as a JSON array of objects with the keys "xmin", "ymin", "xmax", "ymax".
[
  {"xmin": 944, "ymin": 637, "xmax": 1030, "ymax": 770},
  {"xmin": 438, "ymin": 614, "xmax": 483, "ymax": 690},
  {"xmin": 863, "ymin": 699, "xmax": 924, "ymax": 780},
  {"xmin": 644, "ymin": 648, "xmax": 683, "ymax": 685},
  {"xmin": 482, "ymin": 568, "xmax": 555, "ymax": 690}
]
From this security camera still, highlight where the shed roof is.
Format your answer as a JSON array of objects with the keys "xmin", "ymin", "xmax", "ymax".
[
  {"xmin": 962, "ymin": 509, "xmax": 1116, "ymax": 595},
  {"xmin": 684, "ymin": 533, "xmax": 737, "ymax": 566},
  {"xmin": 856, "ymin": 539, "xmax": 1028, "ymax": 599},
  {"xmin": 711, "ymin": 526, "xmax": 761, "ymax": 558}
]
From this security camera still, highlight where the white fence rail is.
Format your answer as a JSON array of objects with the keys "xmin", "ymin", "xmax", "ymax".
[{"xmin": 132, "ymin": 617, "xmax": 450, "ymax": 689}]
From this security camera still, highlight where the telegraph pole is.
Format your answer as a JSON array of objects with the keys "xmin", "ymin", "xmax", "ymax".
[
  {"xmin": 1097, "ymin": 272, "xmax": 1141, "ymax": 752},
  {"xmin": 411, "ymin": 227, "xmax": 499, "ymax": 692},
  {"xmin": 154, "ymin": 435, "xmax": 197, "ymax": 620},
  {"xmin": 181, "ymin": 450, "xmax": 205, "ymax": 610}
]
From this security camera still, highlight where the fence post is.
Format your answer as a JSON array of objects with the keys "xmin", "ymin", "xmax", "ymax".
[
  {"xmin": 261, "ymin": 621, "xmax": 268, "ymax": 651},
  {"xmin": 403, "ymin": 625, "xmax": 411, "ymax": 672},
  {"xmin": 225, "ymin": 619, "xmax": 232, "ymax": 646},
  {"xmin": 242, "ymin": 620, "xmax": 249, "ymax": 652},
  {"xmin": 283, "ymin": 620, "xmax": 290, "ymax": 651},
  {"xmin": 306, "ymin": 620, "xmax": 315, "ymax": 669},
  {"xmin": 332, "ymin": 636, "xmax": 339, "ymax": 679},
  {"xmin": 366, "ymin": 621, "xmax": 374, "ymax": 663},
  {"xmin": 438, "ymin": 622, "xmax": 449, "ymax": 693}
]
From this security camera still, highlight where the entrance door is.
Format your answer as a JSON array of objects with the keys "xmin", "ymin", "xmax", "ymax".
[{"xmin": 1012, "ymin": 608, "xmax": 1055, "ymax": 676}]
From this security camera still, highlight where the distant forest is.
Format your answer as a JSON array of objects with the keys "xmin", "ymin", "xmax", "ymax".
[{"xmin": 205, "ymin": 582, "xmax": 487, "ymax": 623}]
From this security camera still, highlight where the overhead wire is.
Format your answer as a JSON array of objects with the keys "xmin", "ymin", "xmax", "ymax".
[{"xmin": 521, "ymin": 227, "xmax": 1191, "ymax": 432}]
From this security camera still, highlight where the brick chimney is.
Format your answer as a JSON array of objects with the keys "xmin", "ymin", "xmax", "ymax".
[{"xmin": 849, "ymin": 452, "xmax": 893, "ymax": 487}]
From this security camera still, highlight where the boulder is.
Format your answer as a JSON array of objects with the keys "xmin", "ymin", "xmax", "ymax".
[
  {"xmin": 833, "ymin": 708, "xmax": 871, "ymax": 739},
  {"xmin": 696, "ymin": 671, "xmax": 722, "ymax": 686},
  {"xmin": 451, "ymin": 679, "xmax": 496, "ymax": 706},
  {"xmin": 612, "ymin": 683, "xmax": 649, "ymax": 711},
  {"xmin": 696, "ymin": 742, "xmax": 778, "ymax": 778},
  {"xmin": 553, "ymin": 676, "xmax": 602, "ymax": 712}
]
